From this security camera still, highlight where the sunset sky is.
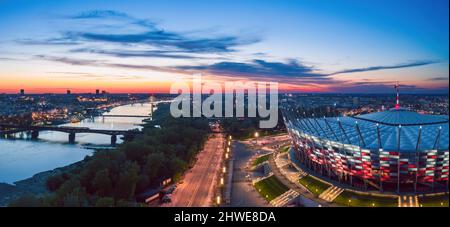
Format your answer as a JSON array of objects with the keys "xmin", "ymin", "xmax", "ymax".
[{"xmin": 0, "ymin": 0, "xmax": 448, "ymax": 94}]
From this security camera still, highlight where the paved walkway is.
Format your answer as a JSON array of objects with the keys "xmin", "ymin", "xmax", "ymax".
[
  {"xmin": 270, "ymin": 189, "xmax": 299, "ymax": 207},
  {"xmin": 226, "ymin": 141, "xmax": 269, "ymax": 207},
  {"xmin": 267, "ymin": 150, "xmax": 327, "ymax": 207},
  {"xmin": 398, "ymin": 195, "xmax": 419, "ymax": 207},
  {"xmin": 319, "ymin": 186, "xmax": 344, "ymax": 202}
]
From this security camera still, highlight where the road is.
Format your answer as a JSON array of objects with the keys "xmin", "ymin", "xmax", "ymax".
[
  {"xmin": 164, "ymin": 133, "xmax": 225, "ymax": 207},
  {"xmin": 226, "ymin": 141, "xmax": 269, "ymax": 207}
]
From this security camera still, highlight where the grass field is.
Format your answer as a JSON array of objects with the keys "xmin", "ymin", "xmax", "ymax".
[
  {"xmin": 254, "ymin": 175, "xmax": 290, "ymax": 201},
  {"xmin": 418, "ymin": 193, "xmax": 449, "ymax": 207},
  {"xmin": 298, "ymin": 175, "xmax": 331, "ymax": 196},
  {"xmin": 333, "ymin": 190, "xmax": 398, "ymax": 207},
  {"xmin": 279, "ymin": 145, "xmax": 290, "ymax": 153},
  {"xmin": 253, "ymin": 153, "xmax": 272, "ymax": 166}
]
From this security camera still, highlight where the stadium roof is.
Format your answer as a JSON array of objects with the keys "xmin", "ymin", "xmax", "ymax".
[
  {"xmin": 288, "ymin": 109, "xmax": 449, "ymax": 152},
  {"xmin": 353, "ymin": 108, "xmax": 449, "ymax": 126}
]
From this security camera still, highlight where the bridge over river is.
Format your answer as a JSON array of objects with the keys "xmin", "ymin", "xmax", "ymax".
[{"xmin": 0, "ymin": 123, "xmax": 142, "ymax": 145}]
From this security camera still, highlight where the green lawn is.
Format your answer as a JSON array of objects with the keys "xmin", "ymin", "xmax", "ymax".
[
  {"xmin": 254, "ymin": 175, "xmax": 290, "ymax": 201},
  {"xmin": 253, "ymin": 153, "xmax": 272, "ymax": 166},
  {"xmin": 333, "ymin": 190, "xmax": 398, "ymax": 207},
  {"xmin": 418, "ymin": 193, "xmax": 449, "ymax": 207},
  {"xmin": 279, "ymin": 145, "xmax": 290, "ymax": 153},
  {"xmin": 298, "ymin": 175, "xmax": 331, "ymax": 196}
]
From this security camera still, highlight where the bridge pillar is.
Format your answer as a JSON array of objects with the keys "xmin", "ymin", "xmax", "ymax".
[
  {"xmin": 111, "ymin": 135, "xmax": 117, "ymax": 146},
  {"xmin": 68, "ymin": 132, "xmax": 76, "ymax": 144},
  {"xmin": 31, "ymin": 130, "xmax": 39, "ymax": 140}
]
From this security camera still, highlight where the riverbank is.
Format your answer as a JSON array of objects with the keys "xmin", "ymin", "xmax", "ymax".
[{"xmin": 0, "ymin": 160, "xmax": 85, "ymax": 207}]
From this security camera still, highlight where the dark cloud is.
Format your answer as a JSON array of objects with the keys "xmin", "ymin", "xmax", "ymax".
[
  {"xmin": 430, "ymin": 76, "xmax": 449, "ymax": 81},
  {"xmin": 70, "ymin": 48, "xmax": 206, "ymax": 59},
  {"xmin": 19, "ymin": 9, "xmax": 260, "ymax": 59},
  {"xmin": 176, "ymin": 59, "xmax": 327, "ymax": 78},
  {"xmin": 35, "ymin": 55, "xmax": 100, "ymax": 65},
  {"xmin": 67, "ymin": 9, "xmax": 157, "ymax": 29},
  {"xmin": 34, "ymin": 55, "xmax": 184, "ymax": 75},
  {"xmin": 328, "ymin": 60, "xmax": 438, "ymax": 75},
  {"xmin": 0, "ymin": 57, "xmax": 19, "ymax": 61},
  {"xmin": 16, "ymin": 37, "xmax": 80, "ymax": 45},
  {"xmin": 69, "ymin": 10, "xmax": 131, "ymax": 20},
  {"xmin": 332, "ymin": 82, "xmax": 448, "ymax": 94},
  {"xmin": 62, "ymin": 30, "xmax": 259, "ymax": 53},
  {"xmin": 48, "ymin": 72, "xmax": 144, "ymax": 80}
]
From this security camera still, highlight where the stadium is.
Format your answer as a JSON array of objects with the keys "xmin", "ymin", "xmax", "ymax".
[{"xmin": 281, "ymin": 93, "xmax": 449, "ymax": 194}]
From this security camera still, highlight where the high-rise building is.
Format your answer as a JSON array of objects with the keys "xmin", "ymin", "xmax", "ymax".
[
  {"xmin": 20, "ymin": 89, "xmax": 24, "ymax": 95},
  {"xmin": 67, "ymin": 90, "xmax": 71, "ymax": 95},
  {"xmin": 96, "ymin": 89, "xmax": 100, "ymax": 95}
]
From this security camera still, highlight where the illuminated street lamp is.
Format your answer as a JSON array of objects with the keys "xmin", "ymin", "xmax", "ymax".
[
  {"xmin": 225, "ymin": 153, "xmax": 229, "ymax": 159},
  {"xmin": 220, "ymin": 177, "xmax": 224, "ymax": 185},
  {"xmin": 254, "ymin": 132, "xmax": 259, "ymax": 145},
  {"xmin": 229, "ymin": 135, "xmax": 232, "ymax": 140},
  {"xmin": 223, "ymin": 166, "xmax": 226, "ymax": 173},
  {"xmin": 217, "ymin": 196, "xmax": 221, "ymax": 205}
]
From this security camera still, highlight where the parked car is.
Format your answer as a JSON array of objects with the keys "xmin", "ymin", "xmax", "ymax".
[
  {"xmin": 166, "ymin": 185, "xmax": 177, "ymax": 194},
  {"xmin": 161, "ymin": 195, "xmax": 172, "ymax": 203}
]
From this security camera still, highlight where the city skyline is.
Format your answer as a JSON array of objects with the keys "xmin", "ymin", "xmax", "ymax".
[{"xmin": 0, "ymin": 0, "xmax": 448, "ymax": 94}]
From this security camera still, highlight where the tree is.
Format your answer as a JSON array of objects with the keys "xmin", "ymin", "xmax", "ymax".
[
  {"xmin": 114, "ymin": 161, "xmax": 140, "ymax": 200},
  {"xmin": 92, "ymin": 169, "xmax": 112, "ymax": 197},
  {"xmin": 62, "ymin": 187, "xmax": 88, "ymax": 207},
  {"xmin": 9, "ymin": 194, "xmax": 43, "ymax": 207},
  {"xmin": 95, "ymin": 197, "xmax": 115, "ymax": 207},
  {"xmin": 46, "ymin": 174, "xmax": 65, "ymax": 191}
]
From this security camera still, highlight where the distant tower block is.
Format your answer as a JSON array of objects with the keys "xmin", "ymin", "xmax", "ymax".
[
  {"xmin": 20, "ymin": 89, "xmax": 25, "ymax": 95},
  {"xmin": 67, "ymin": 90, "xmax": 71, "ymax": 95},
  {"xmin": 96, "ymin": 89, "xmax": 100, "ymax": 95},
  {"xmin": 394, "ymin": 82, "xmax": 400, "ymax": 110}
]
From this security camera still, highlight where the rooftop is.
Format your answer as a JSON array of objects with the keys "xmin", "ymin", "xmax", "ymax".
[
  {"xmin": 353, "ymin": 108, "xmax": 449, "ymax": 126},
  {"xmin": 286, "ymin": 109, "xmax": 449, "ymax": 152}
]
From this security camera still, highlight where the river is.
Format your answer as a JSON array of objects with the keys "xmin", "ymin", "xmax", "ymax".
[{"xmin": 0, "ymin": 103, "xmax": 154, "ymax": 184}]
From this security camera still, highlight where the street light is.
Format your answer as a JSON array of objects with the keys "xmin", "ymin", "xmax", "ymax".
[
  {"xmin": 220, "ymin": 177, "xmax": 224, "ymax": 185},
  {"xmin": 254, "ymin": 132, "xmax": 259, "ymax": 145},
  {"xmin": 217, "ymin": 196, "xmax": 221, "ymax": 205},
  {"xmin": 223, "ymin": 166, "xmax": 226, "ymax": 173}
]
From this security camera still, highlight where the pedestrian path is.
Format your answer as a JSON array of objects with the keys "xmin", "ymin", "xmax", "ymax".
[
  {"xmin": 270, "ymin": 189, "xmax": 300, "ymax": 207},
  {"xmin": 252, "ymin": 173, "xmax": 274, "ymax": 184},
  {"xmin": 398, "ymin": 195, "xmax": 419, "ymax": 207},
  {"xmin": 318, "ymin": 186, "xmax": 344, "ymax": 202}
]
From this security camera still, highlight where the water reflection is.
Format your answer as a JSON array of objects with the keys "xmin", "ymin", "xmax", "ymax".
[{"xmin": 0, "ymin": 103, "xmax": 153, "ymax": 184}]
